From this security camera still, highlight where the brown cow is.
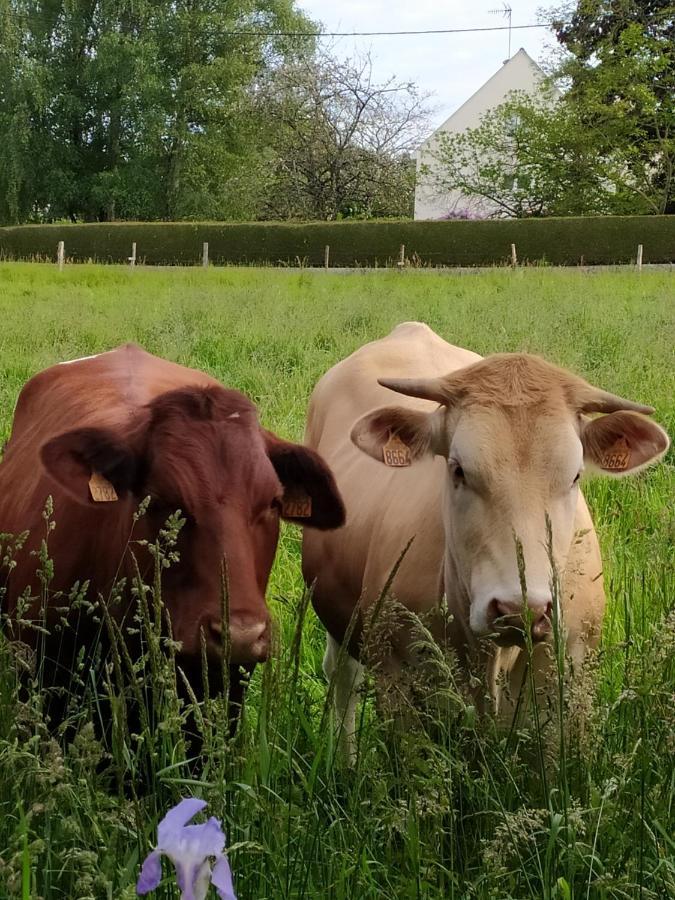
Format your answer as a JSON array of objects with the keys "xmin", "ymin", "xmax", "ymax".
[
  {"xmin": 0, "ymin": 343, "xmax": 344, "ymax": 724},
  {"xmin": 302, "ymin": 323, "xmax": 669, "ymax": 758}
]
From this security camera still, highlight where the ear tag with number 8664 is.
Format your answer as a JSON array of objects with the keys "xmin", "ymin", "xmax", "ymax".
[
  {"xmin": 383, "ymin": 434, "xmax": 411, "ymax": 467},
  {"xmin": 600, "ymin": 436, "xmax": 631, "ymax": 471}
]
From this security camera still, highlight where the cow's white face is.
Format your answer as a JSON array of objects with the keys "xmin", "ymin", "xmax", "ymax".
[
  {"xmin": 442, "ymin": 406, "xmax": 583, "ymax": 641},
  {"xmin": 351, "ymin": 354, "xmax": 669, "ymax": 646}
]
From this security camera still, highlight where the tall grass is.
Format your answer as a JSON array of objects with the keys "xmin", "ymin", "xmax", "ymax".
[{"xmin": 0, "ymin": 264, "xmax": 672, "ymax": 898}]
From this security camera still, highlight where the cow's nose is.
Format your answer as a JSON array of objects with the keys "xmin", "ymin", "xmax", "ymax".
[
  {"xmin": 490, "ymin": 598, "xmax": 552, "ymax": 644},
  {"xmin": 218, "ymin": 617, "xmax": 270, "ymax": 664}
]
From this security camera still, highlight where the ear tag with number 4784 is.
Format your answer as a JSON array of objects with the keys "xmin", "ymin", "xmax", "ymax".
[
  {"xmin": 383, "ymin": 434, "xmax": 411, "ymax": 467},
  {"xmin": 281, "ymin": 490, "xmax": 312, "ymax": 518},
  {"xmin": 89, "ymin": 472, "xmax": 118, "ymax": 502}
]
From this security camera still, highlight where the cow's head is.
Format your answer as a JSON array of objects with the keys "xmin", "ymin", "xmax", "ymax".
[
  {"xmin": 351, "ymin": 355, "xmax": 669, "ymax": 646},
  {"xmin": 40, "ymin": 386, "xmax": 345, "ymax": 664}
]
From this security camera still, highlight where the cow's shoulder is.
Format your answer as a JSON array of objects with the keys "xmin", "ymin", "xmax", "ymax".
[
  {"xmin": 11, "ymin": 346, "xmax": 141, "ymax": 428},
  {"xmin": 311, "ymin": 322, "xmax": 481, "ymax": 409},
  {"xmin": 13, "ymin": 345, "xmax": 221, "ymax": 433},
  {"xmin": 347, "ymin": 322, "xmax": 480, "ymax": 378},
  {"xmin": 306, "ymin": 324, "xmax": 479, "ymax": 450},
  {"xmin": 381, "ymin": 322, "xmax": 482, "ymax": 370}
]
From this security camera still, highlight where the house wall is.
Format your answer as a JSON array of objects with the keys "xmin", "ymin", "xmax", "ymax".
[{"xmin": 414, "ymin": 49, "xmax": 553, "ymax": 220}]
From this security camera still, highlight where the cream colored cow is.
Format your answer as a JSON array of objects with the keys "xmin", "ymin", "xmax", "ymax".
[{"xmin": 302, "ymin": 322, "xmax": 669, "ymax": 756}]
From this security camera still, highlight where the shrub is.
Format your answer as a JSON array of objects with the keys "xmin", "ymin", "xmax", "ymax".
[{"xmin": 0, "ymin": 216, "xmax": 673, "ymax": 267}]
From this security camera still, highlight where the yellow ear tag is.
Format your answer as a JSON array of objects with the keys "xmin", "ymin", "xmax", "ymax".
[
  {"xmin": 600, "ymin": 437, "xmax": 631, "ymax": 471},
  {"xmin": 281, "ymin": 490, "xmax": 312, "ymax": 518},
  {"xmin": 89, "ymin": 471, "xmax": 119, "ymax": 502},
  {"xmin": 383, "ymin": 434, "xmax": 411, "ymax": 467}
]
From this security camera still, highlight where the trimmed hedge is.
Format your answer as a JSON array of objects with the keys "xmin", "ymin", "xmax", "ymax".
[{"xmin": 0, "ymin": 216, "xmax": 673, "ymax": 267}]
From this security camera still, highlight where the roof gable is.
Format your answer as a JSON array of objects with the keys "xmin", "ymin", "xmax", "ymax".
[{"xmin": 420, "ymin": 48, "xmax": 554, "ymax": 149}]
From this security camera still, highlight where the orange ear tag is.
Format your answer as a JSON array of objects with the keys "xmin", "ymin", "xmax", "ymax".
[
  {"xmin": 89, "ymin": 472, "xmax": 119, "ymax": 502},
  {"xmin": 383, "ymin": 434, "xmax": 411, "ymax": 467},
  {"xmin": 600, "ymin": 437, "xmax": 631, "ymax": 471},
  {"xmin": 281, "ymin": 490, "xmax": 312, "ymax": 518}
]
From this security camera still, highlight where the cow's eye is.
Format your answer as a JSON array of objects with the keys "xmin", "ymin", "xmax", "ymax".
[
  {"xmin": 450, "ymin": 460, "xmax": 465, "ymax": 483},
  {"xmin": 572, "ymin": 471, "xmax": 582, "ymax": 486}
]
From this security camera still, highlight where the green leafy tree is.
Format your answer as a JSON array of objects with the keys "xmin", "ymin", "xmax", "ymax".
[
  {"xmin": 425, "ymin": 90, "xmax": 625, "ymax": 218},
  {"xmin": 552, "ymin": 0, "xmax": 675, "ymax": 213},
  {"xmin": 426, "ymin": 4, "xmax": 673, "ymax": 218},
  {"xmin": 0, "ymin": 0, "xmax": 39, "ymax": 223},
  {"xmin": 0, "ymin": 0, "xmax": 315, "ymax": 223}
]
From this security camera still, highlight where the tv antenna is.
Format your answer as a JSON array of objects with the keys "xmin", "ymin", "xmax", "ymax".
[{"xmin": 489, "ymin": 3, "xmax": 513, "ymax": 60}]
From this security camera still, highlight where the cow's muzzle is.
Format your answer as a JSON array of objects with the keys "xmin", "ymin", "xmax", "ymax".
[
  {"xmin": 487, "ymin": 598, "xmax": 552, "ymax": 647},
  {"xmin": 208, "ymin": 618, "xmax": 271, "ymax": 664}
]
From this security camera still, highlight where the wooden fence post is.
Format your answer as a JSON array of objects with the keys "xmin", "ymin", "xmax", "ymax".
[
  {"xmin": 57, "ymin": 241, "xmax": 65, "ymax": 271},
  {"xmin": 511, "ymin": 243, "xmax": 518, "ymax": 268},
  {"xmin": 397, "ymin": 244, "xmax": 405, "ymax": 268},
  {"xmin": 202, "ymin": 242, "xmax": 209, "ymax": 268},
  {"xmin": 128, "ymin": 243, "xmax": 137, "ymax": 267},
  {"xmin": 636, "ymin": 244, "xmax": 643, "ymax": 271},
  {"xmin": 324, "ymin": 244, "xmax": 330, "ymax": 270}
]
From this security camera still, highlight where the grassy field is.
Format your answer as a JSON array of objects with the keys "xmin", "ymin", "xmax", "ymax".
[{"xmin": 0, "ymin": 263, "xmax": 673, "ymax": 899}]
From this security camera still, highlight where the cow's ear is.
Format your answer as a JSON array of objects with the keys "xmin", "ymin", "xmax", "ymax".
[
  {"xmin": 264, "ymin": 432, "xmax": 345, "ymax": 530},
  {"xmin": 581, "ymin": 411, "xmax": 669, "ymax": 477},
  {"xmin": 351, "ymin": 405, "xmax": 448, "ymax": 464},
  {"xmin": 40, "ymin": 428, "xmax": 138, "ymax": 506}
]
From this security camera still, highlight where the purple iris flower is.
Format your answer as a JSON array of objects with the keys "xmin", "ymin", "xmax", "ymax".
[{"xmin": 137, "ymin": 798, "xmax": 236, "ymax": 900}]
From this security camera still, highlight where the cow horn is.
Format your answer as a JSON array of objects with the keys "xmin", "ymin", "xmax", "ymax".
[
  {"xmin": 378, "ymin": 376, "xmax": 449, "ymax": 405},
  {"xmin": 577, "ymin": 388, "xmax": 654, "ymax": 416}
]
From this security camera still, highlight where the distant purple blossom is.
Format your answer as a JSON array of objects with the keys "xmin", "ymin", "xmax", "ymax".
[
  {"xmin": 137, "ymin": 798, "xmax": 236, "ymax": 900},
  {"xmin": 438, "ymin": 207, "xmax": 486, "ymax": 220}
]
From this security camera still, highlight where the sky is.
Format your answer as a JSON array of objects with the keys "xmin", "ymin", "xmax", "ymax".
[{"xmin": 297, "ymin": 2, "xmax": 561, "ymax": 133}]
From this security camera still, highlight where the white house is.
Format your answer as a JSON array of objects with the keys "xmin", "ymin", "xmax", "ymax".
[{"xmin": 414, "ymin": 48, "xmax": 556, "ymax": 220}]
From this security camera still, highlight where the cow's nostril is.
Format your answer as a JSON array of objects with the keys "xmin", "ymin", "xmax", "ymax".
[
  {"xmin": 491, "ymin": 598, "xmax": 522, "ymax": 622},
  {"xmin": 531, "ymin": 603, "xmax": 553, "ymax": 641},
  {"xmin": 205, "ymin": 620, "xmax": 229, "ymax": 653},
  {"xmin": 251, "ymin": 623, "xmax": 270, "ymax": 660}
]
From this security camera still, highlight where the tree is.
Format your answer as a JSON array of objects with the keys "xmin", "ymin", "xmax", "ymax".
[
  {"xmin": 552, "ymin": 0, "xmax": 675, "ymax": 214},
  {"xmin": 0, "ymin": 0, "xmax": 315, "ymax": 223},
  {"xmin": 252, "ymin": 52, "xmax": 430, "ymax": 220},
  {"xmin": 553, "ymin": 0, "xmax": 674, "ymax": 58},
  {"xmin": 424, "ymin": 90, "xmax": 629, "ymax": 218},
  {"xmin": 1, "ymin": 5, "xmax": 432, "ymax": 223},
  {"xmin": 426, "ymin": 1, "xmax": 674, "ymax": 218},
  {"xmin": 0, "ymin": 0, "xmax": 34, "ymax": 223}
]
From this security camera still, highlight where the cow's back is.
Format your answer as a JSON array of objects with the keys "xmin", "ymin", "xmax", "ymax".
[{"xmin": 302, "ymin": 323, "xmax": 481, "ymax": 645}]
